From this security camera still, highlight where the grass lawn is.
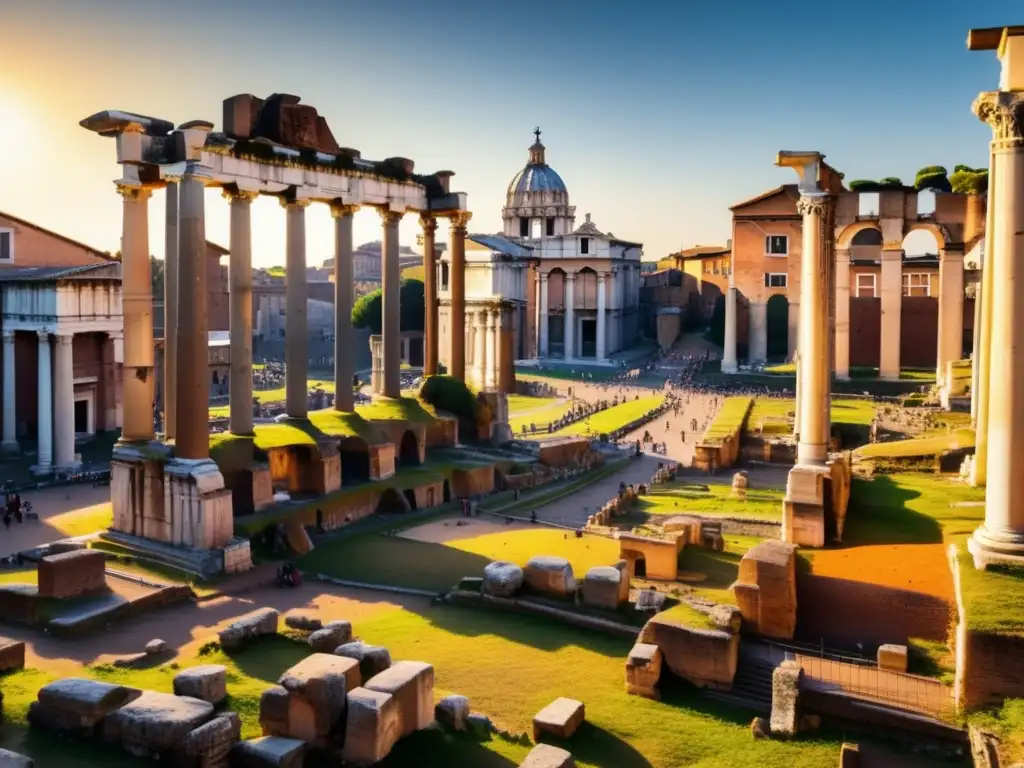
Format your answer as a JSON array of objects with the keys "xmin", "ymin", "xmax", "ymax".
[
  {"xmin": 506, "ymin": 394, "xmax": 559, "ymax": 414},
  {"xmin": 47, "ymin": 502, "xmax": 113, "ymax": 537},
  {"xmin": 678, "ymin": 534, "xmax": 763, "ymax": 605},
  {"xmin": 746, "ymin": 397, "xmax": 876, "ymax": 436},
  {"xmin": 853, "ymin": 428, "xmax": 975, "ymax": 459},
  {"xmin": 0, "ymin": 568, "xmax": 36, "ymax": 585},
  {"xmin": 760, "ymin": 364, "xmax": 935, "ymax": 383},
  {"xmin": 210, "ymin": 378, "xmax": 336, "ymax": 416},
  {"xmin": 971, "ymin": 699, "xmax": 1024, "ymax": 765},
  {"xmin": 510, "ymin": 402, "xmax": 575, "ymax": 433},
  {"xmin": 704, "ymin": 397, "xmax": 752, "ymax": 443},
  {"xmin": 357, "ymin": 396, "xmax": 439, "ymax": 424},
  {"xmin": 550, "ymin": 395, "xmax": 665, "ymax": 437},
  {"xmin": 637, "ymin": 483, "xmax": 784, "ymax": 522}
]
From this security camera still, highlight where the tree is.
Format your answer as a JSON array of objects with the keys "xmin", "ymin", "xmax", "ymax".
[
  {"xmin": 951, "ymin": 166, "xmax": 989, "ymax": 195},
  {"xmin": 914, "ymin": 165, "xmax": 951, "ymax": 193},
  {"xmin": 351, "ymin": 278, "xmax": 425, "ymax": 335}
]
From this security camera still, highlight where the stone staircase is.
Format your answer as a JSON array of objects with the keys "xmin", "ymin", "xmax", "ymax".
[
  {"xmin": 98, "ymin": 531, "xmax": 224, "ymax": 579},
  {"xmin": 705, "ymin": 657, "xmax": 775, "ymax": 715}
]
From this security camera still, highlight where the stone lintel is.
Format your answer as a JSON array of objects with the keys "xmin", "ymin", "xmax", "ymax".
[
  {"xmin": 112, "ymin": 439, "xmax": 173, "ymax": 464},
  {"xmin": 164, "ymin": 458, "xmax": 226, "ymax": 493},
  {"xmin": 776, "ymin": 151, "xmax": 825, "ymax": 195},
  {"xmin": 80, "ymin": 110, "xmax": 175, "ymax": 137}
]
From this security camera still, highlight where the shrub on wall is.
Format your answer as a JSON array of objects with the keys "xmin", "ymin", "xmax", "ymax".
[
  {"xmin": 848, "ymin": 179, "xmax": 882, "ymax": 192},
  {"xmin": 879, "ymin": 177, "xmax": 904, "ymax": 188},
  {"xmin": 914, "ymin": 166, "xmax": 952, "ymax": 193},
  {"xmin": 419, "ymin": 375, "xmax": 477, "ymax": 420},
  {"xmin": 951, "ymin": 166, "xmax": 989, "ymax": 195}
]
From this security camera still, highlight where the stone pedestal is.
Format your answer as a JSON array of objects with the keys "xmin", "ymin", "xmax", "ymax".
[
  {"xmin": 782, "ymin": 465, "xmax": 828, "ymax": 548},
  {"xmin": 163, "ymin": 459, "xmax": 234, "ymax": 550},
  {"xmin": 110, "ymin": 441, "xmax": 174, "ymax": 541}
]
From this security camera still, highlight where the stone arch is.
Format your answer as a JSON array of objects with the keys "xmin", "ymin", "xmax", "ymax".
[
  {"xmin": 903, "ymin": 222, "xmax": 949, "ymax": 251},
  {"xmin": 622, "ymin": 549, "xmax": 646, "ymax": 578},
  {"xmin": 766, "ymin": 294, "xmax": 789, "ymax": 361},
  {"xmin": 546, "ymin": 267, "xmax": 566, "ymax": 310},
  {"xmin": 402, "ymin": 489, "xmax": 418, "ymax": 511},
  {"xmin": 375, "ymin": 487, "xmax": 411, "ymax": 515},
  {"xmin": 836, "ymin": 221, "xmax": 883, "ymax": 250},
  {"xmin": 399, "ymin": 430, "xmax": 421, "ymax": 466},
  {"xmin": 338, "ymin": 436, "xmax": 371, "ymax": 483}
]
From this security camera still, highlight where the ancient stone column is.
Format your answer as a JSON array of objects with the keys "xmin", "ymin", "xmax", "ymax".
[
  {"xmin": 36, "ymin": 331, "xmax": 52, "ymax": 472},
  {"xmin": 116, "ymin": 184, "xmax": 155, "ymax": 443},
  {"xmin": 597, "ymin": 272, "xmax": 608, "ymax": 361},
  {"xmin": 971, "ymin": 276, "xmax": 983, "ymax": 424},
  {"xmin": 53, "ymin": 333, "xmax": 76, "ymax": 469},
  {"xmin": 879, "ymin": 246, "xmax": 903, "ymax": 379},
  {"xmin": 722, "ymin": 286, "xmax": 738, "ymax": 373},
  {"xmin": 420, "ymin": 215, "xmax": 439, "ymax": 376},
  {"xmin": 283, "ymin": 198, "xmax": 310, "ymax": 419},
  {"xmin": 748, "ymin": 301, "xmax": 767, "ymax": 364},
  {"xmin": 564, "ymin": 271, "xmax": 576, "ymax": 360},
  {"xmin": 539, "ymin": 272, "xmax": 549, "ymax": 357},
  {"xmin": 972, "ymin": 151, "xmax": 997, "ymax": 486},
  {"xmin": 473, "ymin": 309, "xmax": 487, "ymax": 388},
  {"xmin": 788, "ymin": 300, "xmax": 800, "ymax": 362},
  {"xmin": 2, "ymin": 330, "xmax": 17, "ymax": 452},
  {"xmin": 226, "ymin": 189, "xmax": 257, "ymax": 435},
  {"xmin": 164, "ymin": 177, "xmax": 180, "ymax": 441},
  {"xmin": 380, "ymin": 209, "xmax": 403, "ymax": 398},
  {"xmin": 936, "ymin": 247, "xmax": 966, "ymax": 384},
  {"xmin": 448, "ymin": 212, "xmax": 472, "ymax": 381},
  {"xmin": 175, "ymin": 163, "xmax": 212, "ymax": 460},
  {"xmin": 969, "ymin": 90, "xmax": 1024, "ymax": 565},
  {"xmin": 835, "ymin": 247, "xmax": 851, "ymax": 379},
  {"xmin": 485, "ymin": 307, "xmax": 498, "ymax": 390},
  {"xmin": 333, "ymin": 204, "xmax": 359, "ymax": 411}
]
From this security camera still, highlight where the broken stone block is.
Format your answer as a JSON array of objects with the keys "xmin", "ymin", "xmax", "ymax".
[
  {"xmin": 308, "ymin": 620, "xmax": 352, "ymax": 653},
  {"xmin": 182, "ymin": 711, "xmax": 240, "ymax": 766},
  {"xmin": 257, "ymin": 686, "xmax": 290, "ymax": 738},
  {"xmin": 364, "ymin": 660, "xmax": 435, "ymax": 738},
  {"xmin": 751, "ymin": 717, "xmax": 770, "ymax": 739},
  {"xmin": 434, "ymin": 694, "xmax": 470, "ymax": 732},
  {"xmin": 230, "ymin": 736, "xmax": 305, "ymax": 768},
  {"xmin": 524, "ymin": 556, "xmax": 576, "ymax": 597},
  {"xmin": 638, "ymin": 611, "xmax": 738, "ymax": 690},
  {"xmin": 102, "ymin": 690, "xmax": 215, "ymax": 757},
  {"xmin": 218, "ymin": 608, "xmax": 278, "ymax": 651},
  {"xmin": 635, "ymin": 589, "xmax": 666, "ymax": 611},
  {"xmin": 532, "ymin": 697, "xmax": 585, "ymax": 742},
  {"xmin": 37, "ymin": 549, "xmax": 106, "ymax": 599},
  {"xmin": 335, "ymin": 641, "xmax": 392, "ymax": 682},
  {"xmin": 877, "ymin": 644, "xmax": 908, "ymax": 673},
  {"xmin": 769, "ymin": 660, "xmax": 802, "ymax": 737},
  {"xmin": 467, "ymin": 712, "xmax": 493, "ymax": 737},
  {"xmin": 482, "ymin": 561, "xmax": 524, "ymax": 597},
  {"xmin": 0, "ymin": 638, "xmax": 26, "ymax": 673},
  {"xmin": 283, "ymin": 612, "xmax": 322, "ymax": 632},
  {"xmin": 29, "ymin": 678, "xmax": 141, "ymax": 735},
  {"xmin": 145, "ymin": 639, "xmax": 167, "ymax": 655},
  {"xmin": 173, "ymin": 665, "xmax": 228, "ymax": 705},
  {"xmin": 520, "ymin": 743, "xmax": 575, "ymax": 768},
  {"xmin": 275, "ymin": 653, "xmax": 352, "ymax": 746},
  {"xmin": 582, "ymin": 566, "xmax": 623, "ymax": 610},
  {"xmin": 732, "ymin": 539, "xmax": 797, "ymax": 640},
  {"xmin": 0, "ymin": 748, "xmax": 34, "ymax": 767},
  {"xmin": 625, "ymin": 642, "xmax": 662, "ymax": 699},
  {"xmin": 342, "ymin": 686, "xmax": 401, "ymax": 766}
]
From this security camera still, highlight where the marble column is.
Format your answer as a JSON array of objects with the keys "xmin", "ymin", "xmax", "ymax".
[
  {"xmin": 36, "ymin": 331, "xmax": 52, "ymax": 472},
  {"xmin": 380, "ymin": 210, "xmax": 402, "ymax": 398},
  {"xmin": 226, "ymin": 189, "xmax": 257, "ymax": 435},
  {"xmin": 164, "ymin": 178, "xmax": 180, "ymax": 441},
  {"xmin": 332, "ymin": 204, "xmax": 359, "ymax": 411},
  {"xmin": 972, "ymin": 150, "xmax": 997, "ymax": 486},
  {"xmin": 722, "ymin": 286, "xmax": 738, "ymax": 373},
  {"xmin": 971, "ymin": 275, "xmax": 984, "ymax": 424},
  {"xmin": 485, "ymin": 308, "xmax": 498, "ymax": 390},
  {"xmin": 175, "ymin": 163, "xmax": 212, "ymax": 460},
  {"xmin": 879, "ymin": 246, "xmax": 903, "ymax": 379},
  {"xmin": 936, "ymin": 247, "xmax": 965, "ymax": 384},
  {"xmin": 835, "ymin": 248, "xmax": 851, "ymax": 379},
  {"xmin": 283, "ymin": 198, "xmax": 310, "ymax": 419},
  {"xmin": 596, "ymin": 272, "xmax": 607, "ymax": 361},
  {"xmin": 564, "ymin": 271, "xmax": 576, "ymax": 360},
  {"xmin": 748, "ymin": 301, "xmax": 767, "ymax": 363},
  {"xmin": 538, "ymin": 272, "xmax": 549, "ymax": 357},
  {"xmin": 116, "ymin": 184, "xmax": 155, "ymax": 443},
  {"xmin": 473, "ymin": 309, "xmax": 487, "ymax": 388},
  {"xmin": 2, "ymin": 330, "xmax": 17, "ymax": 451},
  {"xmin": 969, "ymin": 89, "xmax": 1024, "ymax": 564},
  {"xmin": 420, "ymin": 215, "xmax": 439, "ymax": 376},
  {"xmin": 53, "ymin": 333, "xmax": 75, "ymax": 469},
  {"xmin": 448, "ymin": 212, "xmax": 472, "ymax": 381}
]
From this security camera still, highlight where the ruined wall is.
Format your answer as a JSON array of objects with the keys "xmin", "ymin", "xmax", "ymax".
[
  {"xmin": 849, "ymin": 298, "xmax": 881, "ymax": 368},
  {"xmin": 450, "ymin": 465, "xmax": 495, "ymax": 497},
  {"xmin": 537, "ymin": 438, "xmax": 591, "ymax": 468},
  {"xmin": 900, "ymin": 297, "xmax": 938, "ymax": 369},
  {"xmin": 638, "ymin": 613, "xmax": 738, "ymax": 690},
  {"xmin": 37, "ymin": 550, "xmax": 106, "ymax": 599},
  {"xmin": 957, "ymin": 630, "xmax": 1024, "ymax": 709}
]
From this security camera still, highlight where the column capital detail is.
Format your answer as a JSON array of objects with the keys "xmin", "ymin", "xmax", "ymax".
[
  {"xmin": 973, "ymin": 90, "xmax": 1024, "ymax": 150},
  {"xmin": 36, "ymin": 329, "xmax": 50, "ymax": 342},
  {"xmin": 378, "ymin": 209, "xmax": 403, "ymax": 226},
  {"xmin": 164, "ymin": 174, "xmax": 182, "ymax": 185},
  {"xmin": 598, "ymin": 271, "xmax": 608, "ymax": 282},
  {"xmin": 419, "ymin": 215, "xmax": 438, "ymax": 233},
  {"xmin": 539, "ymin": 271, "xmax": 549, "ymax": 282},
  {"xmin": 330, "ymin": 203, "xmax": 360, "ymax": 219},
  {"xmin": 54, "ymin": 333, "xmax": 73, "ymax": 346},
  {"xmin": 565, "ymin": 270, "xmax": 576, "ymax": 280},
  {"xmin": 115, "ymin": 183, "xmax": 153, "ymax": 201},
  {"xmin": 1, "ymin": 329, "xmax": 14, "ymax": 342},
  {"xmin": 108, "ymin": 329, "xmax": 123, "ymax": 339},
  {"xmin": 223, "ymin": 188, "xmax": 259, "ymax": 204},
  {"xmin": 182, "ymin": 161, "xmax": 214, "ymax": 182},
  {"xmin": 449, "ymin": 211, "xmax": 472, "ymax": 230},
  {"xmin": 796, "ymin": 195, "xmax": 831, "ymax": 218},
  {"xmin": 280, "ymin": 197, "xmax": 312, "ymax": 210}
]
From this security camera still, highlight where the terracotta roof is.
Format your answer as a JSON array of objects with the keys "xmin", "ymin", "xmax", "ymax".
[
  {"xmin": 674, "ymin": 245, "xmax": 730, "ymax": 260},
  {"xmin": 0, "ymin": 210, "xmax": 114, "ymax": 261},
  {"xmin": 728, "ymin": 184, "xmax": 798, "ymax": 211}
]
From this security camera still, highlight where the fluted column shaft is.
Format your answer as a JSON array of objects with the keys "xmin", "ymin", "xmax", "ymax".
[
  {"xmin": 380, "ymin": 210, "xmax": 403, "ymax": 398},
  {"xmin": 164, "ymin": 179, "xmax": 179, "ymax": 440},
  {"xmin": 473, "ymin": 309, "xmax": 487, "ymax": 388},
  {"xmin": 332, "ymin": 205, "xmax": 358, "ymax": 411},
  {"xmin": 564, "ymin": 272, "xmax": 576, "ymax": 360},
  {"xmin": 176, "ymin": 164, "xmax": 212, "ymax": 459},
  {"xmin": 53, "ymin": 334, "xmax": 75, "ymax": 468},
  {"xmin": 971, "ymin": 276, "xmax": 983, "ymax": 424},
  {"xmin": 421, "ymin": 216, "xmax": 439, "ymax": 376},
  {"xmin": 2, "ymin": 330, "xmax": 17, "ymax": 450},
  {"xmin": 973, "ymin": 147, "xmax": 997, "ymax": 485},
  {"xmin": 284, "ymin": 199, "xmax": 310, "ymax": 419},
  {"xmin": 36, "ymin": 331, "xmax": 52, "ymax": 471},
  {"xmin": 449, "ymin": 212, "xmax": 471, "ymax": 381},
  {"xmin": 227, "ymin": 190, "xmax": 257, "ymax": 435},
  {"xmin": 539, "ymin": 273, "xmax": 549, "ymax": 357}
]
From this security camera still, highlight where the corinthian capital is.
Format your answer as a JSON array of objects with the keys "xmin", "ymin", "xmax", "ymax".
[
  {"xmin": 115, "ymin": 184, "xmax": 152, "ymax": 202},
  {"xmin": 378, "ymin": 209, "xmax": 403, "ymax": 226},
  {"xmin": 796, "ymin": 195, "xmax": 830, "ymax": 218},
  {"xmin": 973, "ymin": 91, "xmax": 1024, "ymax": 150},
  {"xmin": 419, "ymin": 215, "xmax": 438, "ymax": 234},
  {"xmin": 330, "ymin": 203, "xmax": 360, "ymax": 219},
  {"xmin": 449, "ymin": 211, "xmax": 472, "ymax": 231},
  {"xmin": 222, "ymin": 188, "xmax": 259, "ymax": 204}
]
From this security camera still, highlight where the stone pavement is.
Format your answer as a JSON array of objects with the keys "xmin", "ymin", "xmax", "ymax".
[{"xmin": 0, "ymin": 485, "xmax": 110, "ymax": 558}]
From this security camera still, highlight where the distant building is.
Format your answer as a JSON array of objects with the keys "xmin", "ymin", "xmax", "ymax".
[{"xmin": 659, "ymin": 243, "xmax": 732, "ymax": 325}]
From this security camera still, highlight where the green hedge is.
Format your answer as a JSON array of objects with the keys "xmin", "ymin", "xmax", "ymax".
[{"xmin": 419, "ymin": 375, "xmax": 477, "ymax": 420}]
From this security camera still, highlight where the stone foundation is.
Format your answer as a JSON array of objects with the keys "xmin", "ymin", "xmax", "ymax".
[
  {"xmin": 731, "ymin": 539, "xmax": 797, "ymax": 640},
  {"xmin": 450, "ymin": 465, "xmax": 495, "ymax": 497},
  {"xmin": 638, "ymin": 611, "xmax": 739, "ymax": 690},
  {"xmin": 110, "ymin": 442, "xmax": 173, "ymax": 541},
  {"xmin": 369, "ymin": 443, "xmax": 396, "ymax": 480},
  {"xmin": 37, "ymin": 549, "xmax": 106, "ymax": 599},
  {"xmin": 782, "ymin": 465, "xmax": 829, "ymax": 548}
]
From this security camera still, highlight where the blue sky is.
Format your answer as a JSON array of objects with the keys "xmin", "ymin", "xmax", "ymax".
[{"xmin": 0, "ymin": 0, "xmax": 1012, "ymax": 265}]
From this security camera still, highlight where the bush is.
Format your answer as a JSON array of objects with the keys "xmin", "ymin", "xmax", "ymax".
[
  {"xmin": 914, "ymin": 166, "xmax": 951, "ymax": 193},
  {"xmin": 879, "ymin": 177, "xmax": 904, "ymax": 188},
  {"xmin": 351, "ymin": 279, "xmax": 425, "ymax": 335},
  {"xmin": 848, "ymin": 179, "xmax": 881, "ymax": 192},
  {"xmin": 419, "ymin": 375, "xmax": 477, "ymax": 420},
  {"xmin": 951, "ymin": 167, "xmax": 989, "ymax": 195}
]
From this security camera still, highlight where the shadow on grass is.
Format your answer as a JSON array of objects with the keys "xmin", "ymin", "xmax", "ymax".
[
  {"xmin": 377, "ymin": 728, "xmax": 521, "ymax": 767},
  {"xmin": 539, "ymin": 721, "xmax": 654, "ymax": 768},
  {"xmin": 677, "ymin": 547, "xmax": 741, "ymax": 593},
  {"xmin": 222, "ymin": 634, "xmax": 312, "ymax": 686},
  {"xmin": 840, "ymin": 476, "xmax": 942, "ymax": 547},
  {"xmin": 0, "ymin": 725, "xmax": 140, "ymax": 767}
]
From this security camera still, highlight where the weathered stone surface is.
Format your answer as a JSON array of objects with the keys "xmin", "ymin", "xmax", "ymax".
[
  {"xmin": 102, "ymin": 690, "xmax": 215, "ymax": 756},
  {"xmin": 182, "ymin": 711, "xmax": 240, "ymax": 766},
  {"xmin": 112, "ymin": 653, "xmax": 149, "ymax": 669},
  {"xmin": 638, "ymin": 612, "xmax": 738, "ymax": 690},
  {"xmin": 173, "ymin": 665, "xmax": 228, "ymax": 705},
  {"xmin": 769, "ymin": 660, "xmax": 802, "ymax": 737},
  {"xmin": 0, "ymin": 638, "xmax": 26, "ymax": 673},
  {"xmin": 582, "ymin": 566, "xmax": 622, "ymax": 610},
  {"xmin": 435, "ymin": 694, "xmax": 470, "ymax": 732},
  {"xmin": 145, "ymin": 639, "xmax": 167, "ymax": 655},
  {"xmin": 273, "ymin": 653, "xmax": 353, "ymax": 745},
  {"xmin": 308, "ymin": 620, "xmax": 352, "ymax": 653},
  {"xmin": 532, "ymin": 697, "xmax": 585, "ymax": 741},
  {"xmin": 29, "ymin": 678, "xmax": 141, "ymax": 734},
  {"xmin": 877, "ymin": 644, "xmax": 908, "ymax": 673},
  {"xmin": 335, "ymin": 641, "xmax": 392, "ymax": 682},
  {"xmin": 37, "ymin": 549, "xmax": 106, "ymax": 599},
  {"xmin": 283, "ymin": 612, "xmax": 322, "ymax": 632},
  {"xmin": 364, "ymin": 660, "xmax": 435, "ymax": 738},
  {"xmin": 218, "ymin": 608, "xmax": 278, "ymax": 651},
  {"xmin": 482, "ymin": 561, "xmax": 524, "ymax": 597},
  {"xmin": 467, "ymin": 712, "xmax": 493, "ymax": 737},
  {"xmin": 751, "ymin": 717, "xmax": 770, "ymax": 739},
  {"xmin": 230, "ymin": 736, "xmax": 306, "ymax": 768},
  {"xmin": 342, "ymin": 687, "xmax": 401, "ymax": 767},
  {"xmin": 524, "ymin": 556, "xmax": 576, "ymax": 598},
  {"xmin": 625, "ymin": 642, "xmax": 662, "ymax": 699},
  {"xmin": 257, "ymin": 687, "xmax": 290, "ymax": 738},
  {"xmin": 732, "ymin": 539, "xmax": 797, "ymax": 640},
  {"xmin": 711, "ymin": 604, "xmax": 742, "ymax": 633},
  {"xmin": 0, "ymin": 748, "xmax": 34, "ymax": 767},
  {"xmin": 520, "ymin": 743, "xmax": 575, "ymax": 768},
  {"xmin": 635, "ymin": 588, "xmax": 667, "ymax": 611}
]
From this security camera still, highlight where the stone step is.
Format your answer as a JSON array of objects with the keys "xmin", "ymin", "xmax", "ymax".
[{"xmin": 99, "ymin": 531, "xmax": 223, "ymax": 579}]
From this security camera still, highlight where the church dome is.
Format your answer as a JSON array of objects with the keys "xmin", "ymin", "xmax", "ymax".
[{"xmin": 505, "ymin": 128, "xmax": 569, "ymax": 204}]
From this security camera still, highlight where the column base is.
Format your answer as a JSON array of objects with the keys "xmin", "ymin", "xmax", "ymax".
[
  {"xmin": 721, "ymin": 361, "xmax": 738, "ymax": 374},
  {"xmin": 967, "ymin": 526, "xmax": 1024, "ymax": 570},
  {"xmin": 1, "ymin": 440, "xmax": 19, "ymax": 456},
  {"xmin": 781, "ymin": 464, "xmax": 830, "ymax": 548},
  {"xmin": 164, "ymin": 458, "xmax": 234, "ymax": 550},
  {"xmin": 30, "ymin": 464, "xmax": 54, "ymax": 478}
]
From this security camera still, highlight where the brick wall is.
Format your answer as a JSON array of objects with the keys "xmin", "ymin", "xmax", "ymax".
[
  {"xmin": 959, "ymin": 630, "xmax": 1024, "ymax": 709},
  {"xmin": 849, "ymin": 298, "xmax": 881, "ymax": 368},
  {"xmin": 901, "ymin": 297, "xmax": 938, "ymax": 369},
  {"xmin": 37, "ymin": 549, "xmax": 107, "ymax": 599}
]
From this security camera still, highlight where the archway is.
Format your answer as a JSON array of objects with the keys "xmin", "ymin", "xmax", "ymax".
[
  {"xmin": 399, "ymin": 430, "xmax": 421, "ymax": 466},
  {"xmin": 765, "ymin": 294, "xmax": 789, "ymax": 361},
  {"xmin": 375, "ymin": 487, "xmax": 411, "ymax": 515},
  {"xmin": 546, "ymin": 268, "xmax": 566, "ymax": 357},
  {"xmin": 900, "ymin": 228, "xmax": 942, "ymax": 369},
  {"xmin": 443, "ymin": 479, "xmax": 451, "ymax": 503},
  {"xmin": 338, "ymin": 436, "xmax": 371, "ymax": 484},
  {"xmin": 403, "ymin": 489, "xmax": 418, "ymax": 511}
]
